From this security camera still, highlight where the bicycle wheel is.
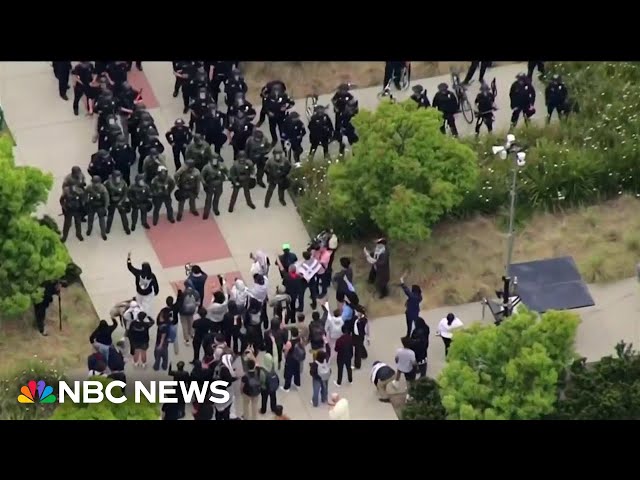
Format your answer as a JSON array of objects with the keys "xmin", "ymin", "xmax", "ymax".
[
  {"xmin": 305, "ymin": 96, "xmax": 315, "ymax": 121},
  {"xmin": 461, "ymin": 96, "xmax": 474, "ymax": 124},
  {"xmin": 400, "ymin": 64, "xmax": 411, "ymax": 91}
]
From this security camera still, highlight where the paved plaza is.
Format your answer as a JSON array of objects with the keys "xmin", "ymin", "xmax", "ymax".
[{"xmin": 1, "ymin": 62, "xmax": 637, "ymax": 420}]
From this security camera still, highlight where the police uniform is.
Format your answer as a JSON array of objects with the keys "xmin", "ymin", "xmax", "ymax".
[
  {"xmin": 105, "ymin": 171, "xmax": 131, "ymax": 234},
  {"xmin": 228, "ymin": 153, "xmax": 256, "ymax": 212},
  {"xmin": 545, "ymin": 77, "xmax": 569, "ymax": 122},
  {"xmin": 143, "ymin": 151, "xmax": 168, "ymax": 185},
  {"xmin": 432, "ymin": 87, "xmax": 459, "ymax": 137},
  {"xmin": 229, "ymin": 115, "xmax": 255, "ymax": 159},
  {"xmin": 129, "ymin": 175, "xmax": 153, "ymax": 230},
  {"xmin": 189, "ymin": 91, "xmax": 211, "ymax": 133},
  {"xmin": 224, "ymin": 74, "xmax": 248, "ymax": 108},
  {"xmin": 138, "ymin": 135, "xmax": 165, "ymax": 175},
  {"xmin": 201, "ymin": 159, "xmax": 228, "ymax": 219},
  {"xmin": 210, "ymin": 61, "xmax": 235, "ymax": 103},
  {"xmin": 264, "ymin": 149, "xmax": 292, "ymax": 208},
  {"xmin": 257, "ymin": 80, "xmax": 287, "ymax": 126},
  {"xmin": 185, "ymin": 137, "xmax": 215, "ymax": 172},
  {"xmin": 281, "ymin": 112, "xmax": 306, "ymax": 164},
  {"xmin": 308, "ymin": 109, "xmax": 334, "ymax": 159},
  {"xmin": 72, "ymin": 61, "xmax": 96, "ymax": 115},
  {"xmin": 84, "ymin": 177, "xmax": 110, "ymax": 240},
  {"xmin": 88, "ymin": 150, "xmax": 116, "ymax": 183},
  {"xmin": 110, "ymin": 138, "xmax": 136, "ymax": 185},
  {"xmin": 150, "ymin": 168, "xmax": 176, "ymax": 225},
  {"xmin": 509, "ymin": 76, "xmax": 536, "ymax": 127},
  {"xmin": 53, "ymin": 61, "xmax": 72, "ymax": 99},
  {"xmin": 336, "ymin": 100, "xmax": 359, "ymax": 155},
  {"xmin": 410, "ymin": 86, "xmax": 431, "ymax": 108},
  {"xmin": 331, "ymin": 87, "xmax": 354, "ymax": 142},
  {"xmin": 201, "ymin": 107, "xmax": 227, "ymax": 154},
  {"xmin": 264, "ymin": 91, "xmax": 295, "ymax": 146},
  {"xmin": 172, "ymin": 61, "xmax": 195, "ymax": 110},
  {"xmin": 245, "ymin": 131, "xmax": 272, "ymax": 188},
  {"xmin": 174, "ymin": 161, "xmax": 201, "ymax": 221},
  {"xmin": 60, "ymin": 184, "xmax": 85, "ymax": 242},
  {"xmin": 475, "ymin": 89, "xmax": 496, "ymax": 134},
  {"xmin": 165, "ymin": 121, "xmax": 193, "ymax": 170}
]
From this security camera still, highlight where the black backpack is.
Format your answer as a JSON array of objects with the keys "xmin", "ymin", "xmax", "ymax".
[
  {"xmin": 263, "ymin": 367, "xmax": 280, "ymax": 393},
  {"xmin": 242, "ymin": 371, "xmax": 261, "ymax": 397}
]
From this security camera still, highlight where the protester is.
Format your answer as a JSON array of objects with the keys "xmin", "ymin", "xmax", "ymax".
[
  {"xmin": 297, "ymin": 250, "xmax": 321, "ymax": 310},
  {"xmin": 283, "ymin": 264, "xmax": 304, "ymax": 313},
  {"xmin": 333, "ymin": 256, "xmax": 358, "ymax": 307},
  {"xmin": 179, "ymin": 286, "xmax": 200, "ymax": 346},
  {"xmin": 410, "ymin": 317, "xmax": 429, "ymax": 378},
  {"xmin": 263, "ymin": 317, "xmax": 288, "ymax": 370},
  {"xmin": 250, "ymin": 250, "xmax": 270, "ymax": 276},
  {"xmin": 436, "ymin": 313, "xmax": 464, "ymax": 356},
  {"xmin": 89, "ymin": 317, "xmax": 118, "ymax": 363},
  {"xmin": 364, "ymin": 238, "xmax": 390, "ymax": 299},
  {"xmin": 269, "ymin": 285, "xmax": 293, "ymax": 324},
  {"xmin": 276, "ymin": 243, "xmax": 298, "ymax": 279},
  {"xmin": 230, "ymin": 279, "xmax": 250, "ymax": 313},
  {"xmin": 393, "ymin": 337, "xmax": 417, "ymax": 400},
  {"xmin": 213, "ymin": 353, "xmax": 235, "ymax": 420},
  {"xmin": 308, "ymin": 311, "xmax": 327, "ymax": 360},
  {"xmin": 328, "ymin": 393, "xmax": 350, "ymax": 420},
  {"xmin": 127, "ymin": 252, "xmax": 159, "ymax": 317},
  {"xmin": 352, "ymin": 307, "xmax": 370, "ymax": 369},
  {"xmin": 334, "ymin": 325, "xmax": 353, "ymax": 386},
  {"xmin": 87, "ymin": 345, "xmax": 107, "ymax": 377},
  {"xmin": 161, "ymin": 295, "xmax": 181, "ymax": 355},
  {"xmin": 282, "ymin": 326, "xmax": 305, "ymax": 391},
  {"xmin": 322, "ymin": 302, "xmax": 344, "ymax": 353},
  {"xmin": 259, "ymin": 352, "xmax": 279, "ymax": 415},
  {"xmin": 206, "ymin": 276, "xmax": 230, "ymax": 332},
  {"xmin": 222, "ymin": 300, "xmax": 242, "ymax": 354},
  {"xmin": 371, "ymin": 361, "xmax": 396, "ymax": 403},
  {"xmin": 107, "ymin": 340, "xmax": 126, "ymax": 382},
  {"xmin": 310, "ymin": 349, "xmax": 331, "ymax": 407},
  {"xmin": 110, "ymin": 298, "xmax": 133, "ymax": 328},
  {"xmin": 153, "ymin": 308, "xmax": 171, "ymax": 371},
  {"xmin": 341, "ymin": 300, "xmax": 354, "ymax": 333},
  {"xmin": 273, "ymin": 404, "xmax": 290, "ymax": 420},
  {"xmin": 191, "ymin": 307, "xmax": 215, "ymax": 363},
  {"xmin": 185, "ymin": 264, "xmax": 208, "ymax": 307},
  {"xmin": 128, "ymin": 311, "xmax": 155, "ymax": 368},
  {"xmin": 168, "ymin": 361, "xmax": 189, "ymax": 419},
  {"xmin": 241, "ymin": 358, "xmax": 261, "ymax": 420},
  {"xmin": 400, "ymin": 276, "xmax": 422, "ymax": 337}
]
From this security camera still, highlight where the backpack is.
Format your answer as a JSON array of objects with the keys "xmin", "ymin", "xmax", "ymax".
[
  {"xmin": 316, "ymin": 361, "xmax": 331, "ymax": 381},
  {"xmin": 264, "ymin": 367, "xmax": 280, "ymax": 393},
  {"xmin": 213, "ymin": 362, "xmax": 224, "ymax": 381},
  {"xmin": 181, "ymin": 292, "xmax": 197, "ymax": 315},
  {"xmin": 243, "ymin": 371, "xmax": 261, "ymax": 397},
  {"xmin": 292, "ymin": 342, "xmax": 306, "ymax": 363}
]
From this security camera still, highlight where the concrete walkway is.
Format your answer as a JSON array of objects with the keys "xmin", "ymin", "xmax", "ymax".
[{"xmin": 0, "ymin": 62, "xmax": 556, "ymax": 420}]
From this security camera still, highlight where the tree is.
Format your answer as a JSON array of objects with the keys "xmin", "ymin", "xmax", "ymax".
[
  {"xmin": 325, "ymin": 101, "xmax": 478, "ymax": 242},
  {"xmin": 0, "ymin": 136, "xmax": 69, "ymax": 316},
  {"xmin": 401, "ymin": 377, "xmax": 447, "ymax": 420},
  {"xmin": 438, "ymin": 309, "xmax": 579, "ymax": 420},
  {"xmin": 50, "ymin": 376, "xmax": 160, "ymax": 420},
  {"xmin": 552, "ymin": 342, "xmax": 640, "ymax": 420}
]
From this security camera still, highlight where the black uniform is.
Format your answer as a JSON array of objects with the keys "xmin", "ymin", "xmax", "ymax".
[
  {"xmin": 308, "ymin": 110, "xmax": 334, "ymax": 159},
  {"xmin": 545, "ymin": 79, "xmax": 569, "ymax": 122},
  {"xmin": 105, "ymin": 172, "xmax": 131, "ymax": 234},
  {"xmin": 228, "ymin": 154, "xmax": 256, "ymax": 212},
  {"xmin": 110, "ymin": 139, "xmax": 136, "ymax": 185},
  {"xmin": 245, "ymin": 132, "xmax": 272, "ymax": 187},
  {"xmin": 331, "ymin": 89, "xmax": 354, "ymax": 142},
  {"xmin": 53, "ymin": 61, "xmax": 72, "ymax": 98},
  {"xmin": 336, "ymin": 100, "xmax": 359, "ymax": 155},
  {"xmin": 224, "ymin": 75, "xmax": 248, "ymax": 108},
  {"xmin": 84, "ymin": 177, "xmax": 110, "ymax": 240},
  {"xmin": 173, "ymin": 61, "xmax": 195, "ymax": 110},
  {"xmin": 174, "ymin": 161, "xmax": 201, "ymax": 221},
  {"xmin": 129, "ymin": 109, "xmax": 152, "ymax": 153},
  {"xmin": 60, "ymin": 185, "xmax": 85, "ymax": 242},
  {"xmin": 201, "ymin": 159, "xmax": 228, "ymax": 219},
  {"xmin": 410, "ymin": 90, "xmax": 431, "ymax": 109},
  {"xmin": 94, "ymin": 61, "xmax": 109, "ymax": 76},
  {"xmin": 263, "ymin": 91, "xmax": 295, "ymax": 146},
  {"xmin": 462, "ymin": 61, "xmax": 492, "ymax": 84},
  {"xmin": 432, "ymin": 90, "xmax": 459, "ymax": 136},
  {"xmin": 165, "ymin": 122, "xmax": 193, "ymax": 170},
  {"xmin": 88, "ymin": 150, "xmax": 116, "ymax": 183},
  {"xmin": 257, "ymin": 80, "xmax": 287, "ymax": 126},
  {"xmin": 527, "ymin": 61, "xmax": 545, "ymax": 80},
  {"xmin": 106, "ymin": 62, "xmax": 129, "ymax": 93},
  {"xmin": 229, "ymin": 115, "xmax": 255, "ymax": 159},
  {"xmin": 138, "ymin": 135, "xmax": 165, "ymax": 174},
  {"xmin": 129, "ymin": 175, "xmax": 152, "ymax": 230},
  {"xmin": 72, "ymin": 62, "xmax": 96, "ymax": 115},
  {"xmin": 210, "ymin": 61, "xmax": 235, "ymax": 103},
  {"xmin": 201, "ymin": 107, "xmax": 227, "ymax": 154},
  {"xmin": 264, "ymin": 150, "xmax": 292, "ymax": 208},
  {"xmin": 116, "ymin": 84, "xmax": 140, "ymax": 139},
  {"xmin": 227, "ymin": 97, "xmax": 257, "ymax": 129},
  {"xmin": 383, "ymin": 61, "xmax": 404, "ymax": 89},
  {"xmin": 189, "ymin": 91, "xmax": 211, "ymax": 133},
  {"xmin": 474, "ymin": 90, "xmax": 496, "ymax": 134},
  {"xmin": 510, "ymin": 79, "xmax": 536, "ymax": 127},
  {"xmin": 280, "ymin": 113, "xmax": 306, "ymax": 164}
]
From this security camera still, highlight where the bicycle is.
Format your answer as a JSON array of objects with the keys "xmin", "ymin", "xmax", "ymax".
[
  {"xmin": 451, "ymin": 71, "xmax": 474, "ymax": 124},
  {"xmin": 399, "ymin": 61, "xmax": 411, "ymax": 91},
  {"xmin": 377, "ymin": 79, "xmax": 397, "ymax": 103}
]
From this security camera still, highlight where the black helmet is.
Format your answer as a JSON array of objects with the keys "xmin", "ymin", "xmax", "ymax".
[
  {"xmin": 139, "ymin": 111, "xmax": 153, "ymax": 122},
  {"xmin": 115, "ymin": 134, "xmax": 127, "ymax": 145},
  {"xmin": 347, "ymin": 98, "xmax": 358, "ymax": 108},
  {"xmin": 236, "ymin": 151, "xmax": 248, "ymax": 160},
  {"xmin": 552, "ymin": 74, "xmax": 562, "ymax": 83},
  {"xmin": 236, "ymin": 110, "xmax": 246, "ymax": 119},
  {"xmin": 412, "ymin": 84, "xmax": 424, "ymax": 94},
  {"xmin": 174, "ymin": 118, "xmax": 185, "ymax": 126},
  {"xmin": 289, "ymin": 111, "xmax": 300, "ymax": 121},
  {"xmin": 337, "ymin": 83, "xmax": 350, "ymax": 92},
  {"xmin": 97, "ymin": 149, "xmax": 110, "ymax": 159},
  {"xmin": 516, "ymin": 72, "xmax": 526, "ymax": 80},
  {"xmin": 134, "ymin": 103, "xmax": 147, "ymax": 112},
  {"xmin": 314, "ymin": 105, "xmax": 326, "ymax": 114},
  {"xmin": 437, "ymin": 83, "xmax": 448, "ymax": 91},
  {"xmin": 71, "ymin": 166, "xmax": 82, "ymax": 175},
  {"xmin": 231, "ymin": 67, "xmax": 241, "ymax": 77},
  {"xmin": 134, "ymin": 173, "xmax": 145, "ymax": 184},
  {"xmin": 207, "ymin": 101, "xmax": 218, "ymax": 111},
  {"xmin": 195, "ymin": 71, "xmax": 207, "ymax": 83},
  {"xmin": 112, "ymin": 169, "xmax": 122, "ymax": 178},
  {"xmin": 194, "ymin": 133, "xmax": 204, "ymax": 143},
  {"xmin": 121, "ymin": 81, "xmax": 132, "ymax": 91},
  {"xmin": 480, "ymin": 82, "xmax": 491, "ymax": 92},
  {"xmin": 91, "ymin": 175, "xmax": 102, "ymax": 184},
  {"xmin": 149, "ymin": 147, "xmax": 159, "ymax": 156}
]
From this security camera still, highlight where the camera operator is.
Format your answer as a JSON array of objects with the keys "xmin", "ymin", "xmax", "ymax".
[{"xmin": 33, "ymin": 280, "xmax": 65, "ymax": 336}]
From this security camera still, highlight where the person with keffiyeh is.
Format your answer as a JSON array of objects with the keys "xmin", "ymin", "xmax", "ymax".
[
  {"xmin": 364, "ymin": 238, "xmax": 390, "ymax": 299},
  {"xmin": 250, "ymin": 250, "xmax": 270, "ymax": 276}
]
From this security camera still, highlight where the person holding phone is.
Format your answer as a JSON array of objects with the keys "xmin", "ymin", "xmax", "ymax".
[{"xmin": 127, "ymin": 252, "xmax": 159, "ymax": 318}]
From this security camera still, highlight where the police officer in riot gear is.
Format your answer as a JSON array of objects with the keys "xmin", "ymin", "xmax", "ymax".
[
  {"xmin": 60, "ymin": 182, "xmax": 85, "ymax": 243},
  {"xmin": 189, "ymin": 86, "xmax": 212, "ymax": 132},
  {"xmin": 509, "ymin": 73, "xmax": 536, "ymax": 128},
  {"xmin": 63, "ymin": 165, "xmax": 86, "ymax": 189},
  {"xmin": 527, "ymin": 61, "xmax": 545, "ymax": 81},
  {"xmin": 173, "ymin": 61, "xmax": 195, "ymax": 111},
  {"xmin": 116, "ymin": 82, "xmax": 141, "ymax": 139},
  {"xmin": 88, "ymin": 149, "xmax": 115, "ymax": 183},
  {"xmin": 137, "ymin": 119, "xmax": 163, "ymax": 157},
  {"xmin": 337, "ymin": 98, "xmax": 359, "ymax": 156},
  {"xmin": 129, "ymin": 174, "xmax": 153, "ymax": 231},
  {"xmin": 308, "ymin": 105, "xmax": 334, "ymax": 159},
  {"xmin": 263, "ymin": 86, "xmax": 295, "ymax": 146},
  {"xmin": 110, "ymin": 134, "xmax": 136, "ymax": 185},
  {"xmin": 201, "ymin": 154, "xmax": 227, "ymax": 219},
  {"xmin": 143, "ymin": 147, "xmax": 167, "ymax": 185},
  {"xmin": 228, "ymin": 151, "xmax": 256, "ymax": 212},
  {"xmin": 53, "ymin": 61, "xmax": 72, "ymax": 100},
  {"xmin": 227, "ymin": 93, "xmax": 257, "ymax": 128},
  {"xmin": 264, "ymin": 146, "xmax": 292, "ymax": 208},
  {"xmin": 151, "ymin": 166, "xmax": 176, "ymax": 225},
  {"xmin": 229, "ymin": 110, "xmax": 255, "ymax": 159},
  {"xmin": 129, "ymin": 104, "xmax": 149, "ymax": 153},
  {"xmin": 210, "ymin": 61, "xmax": 235, "ymax": 104},
  {"xmin": 245, "ymin": 129, "xmax": 272, "ymax": 188},
  {"xmin": 102, "ymin": 122, "xmax": 124, "ymax": 152},
  {"xmin": 96, "ymin": 111, "xmax": 120, "ymax": 150},
  {"xmin": 186, "ymin": 134, "xmax": 214, "ymax": 172},
  {"xmin": 545, "ymin": 74, "xmax": 569, "ymax": 123},
  {"xmin": 410, "ymin": 85, "xmax": 431, "ymax": 108},
  {"xmin": 201, "ymin": 102, "xmax": 227, "ymax": 154},
  {"xmin": 105, "ymin": 61, "xmax": 129, "ymax": 94},
  {"xmin": 432, "ymin": 83, "xmax": 459, "ymax": 137},
  {"xmin": 138, "ymin": 133, "xmax": 165, "ymax": 175},
  {"xmin": 94, "ymin": 91, "xmax": 120, "ymax": 141},
  {"xmin": 174, "ymin": 158, "xmax": 201, "ymax": 221},
  {"xmin": 257, "ymin": 80, "xmax": 287, "ymax": 127},
  {"xmin": 105, "ymin": 170, "xmax": 131, "ymax": 235},
  {"xmin": 84, "ymin": 175, "xmax": 110, "ymax": 240},
  {"xmin": 281, "ymin": 111, "xmax": 306, "ymax": 166},
  {"xmin": 462, "ymin": 61, "xmax": 492, "ymax": 85},
  {"xmin": 166, "ymin": 118, "xmax": 193, "ymax": 170},
  {"xmin": 224, "ymin": 68, "xmax": 248, "ymax": 108},
  {"xmin": 475, "ymin": 83, "xmax": 497, "ymax": 135},
  {"xmin": 331, "ymin": 84, "xmax": 354, "ymax": 142},
  {"xmin": 72, "ymin": 61, "xmax": 96, "ymax": 116}
]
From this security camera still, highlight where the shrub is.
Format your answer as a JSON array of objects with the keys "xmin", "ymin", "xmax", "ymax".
[
  {"xmin": 0, "ymin": 360, "xmax": 66, "ymax": 420},
  {"xmin": 0, "ymin": 137, "xmax": 70, "ymax": 316},
  {"xmin": 438, "ymin": 309, "xmax": 579, "ymax": 420},
  {"xmin": 401, "ymin": 377, "xmax": 447, "ymax": 420},
  {"xmin": 38, "ymin": 214, "xmax": 61, "ymax": 235},
  {"xmin": 292, "ymin": 101, "xmax": 478, "ymax": 241},
  {"xmin": 51, "ymin": 376, "xmax": 160, "ymax": 420}
]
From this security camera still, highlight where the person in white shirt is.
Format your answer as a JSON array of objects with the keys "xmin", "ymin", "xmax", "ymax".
[
  {"xmin": 322, "ymin": 302, "xmax": 344, "ymax": 353},
  {"xmin": 328, "ymin": 393, "xmax": 350, "ymax": 420},
  {"xmin": 250, "ymin": 250, "xmax": 270, "ymax": 276},
  {"xmin": 436, "ymin": 313, "xmax": 464, "ymax": 356}
]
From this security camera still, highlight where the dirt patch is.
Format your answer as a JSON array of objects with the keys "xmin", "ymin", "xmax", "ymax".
[
  {"xmin": 339, "ymin": 195, "xmax": 640, "ymax": 318},
  {"xmin": 0, "ymin": 283, "xmax": 99, "ymax": 376},
  {"xmin": 241, "ymin": 61, "xmax": 515, "ymax": 103}
]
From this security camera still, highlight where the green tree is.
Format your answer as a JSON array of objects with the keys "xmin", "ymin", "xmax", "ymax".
[
  {"xmin": 401, "ymin": 377, "xmax": 447, "ymax": 420},
  {"xmin": 552, "ymin": 342, "xmax": 640, "ymax": 420},
  {"xmin": 438, "ymin": 309, "xmax": 579, "ymax": 420},
  {"xmin": 324, "ymin": 101, "xmax": 478, "ymax": 242},
  {"xmin": 0, "ymin": 136, "xmax": 69, "ymax": 316},
  {"xmin": 50, "ymin": 376, "xmax": 160, "ymax": 420}
]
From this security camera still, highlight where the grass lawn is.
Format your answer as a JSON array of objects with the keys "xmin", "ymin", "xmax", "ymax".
[
  {"xmin": 0, "ymin": 283, "xmax": 98, "ymax": 376},
  {"xmin": 242, "ymin": 62, "xmax": 514, "ymax": 103},
  {"xmin": 340, "ymin": 195, "xmax": 640, "ymax": 318}
]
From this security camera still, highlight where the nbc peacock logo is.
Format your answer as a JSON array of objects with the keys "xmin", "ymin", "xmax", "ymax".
[{"xmin": 18, "ymin": 380, "xmax": 57, "ymax": 404}]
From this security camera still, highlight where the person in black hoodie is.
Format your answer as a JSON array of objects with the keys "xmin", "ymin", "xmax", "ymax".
[
  {"xmin": 212, "ymin": 354, "xmax": 236, "ymax": 420},
  {"xmin": 409, "ymin": 317, "xmax": 429, "ymax": 378},
  {"xmin": 128, "ymin": 311, "xmax": 155, "ymax": 368},
  {"xmin": 353, "ymin": 307, "xmax": 370, "ymax": 369},
  {"xmin": 107, "ymin": 341, "xmax": 127, "ymax": 382},
  {"xmin": 332, "ymin": 257, "xmax": 359, "ymax": 307},
  {"xmin": 222, "ymin": 300, "xmax": 242, "ymax": 354},
  {"xmin": 334, "ymin": 325, "xmax": 353, "ymax": 386},
  {"xmin": 263, "ymin": 317, "xmax": 288, "ymax": 368},
  {"xmin": 400, "ymin": 277, "xmax": 423, "ymax": 338},
  {"xmin": 89, "ymin": 317, "xmax": 118, "ymax": 363},
  {"xmin": 282, "ymin": 327, "xmax": 304, "ymax": 391},
  {"xmin": 185, "ymin": 264, "xmax": 208, "ymax": 307},
  {"xmin": 127, "ymin": 252, "xmax": 160, "ymax": 317},
  {"xmin": 192, "ymin": 307, "xmax": 215, "ymax": 364},
  {"xmin": 168, "ymin": 361, "xmax": 189, "ymax": 419},
  {"xmin": 283, "ymin": 264, "xmax": 304, "ymax": 313},
  {"xmin": 308, "ymin": 311, "xmax": 327, "ymax": 360}
]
